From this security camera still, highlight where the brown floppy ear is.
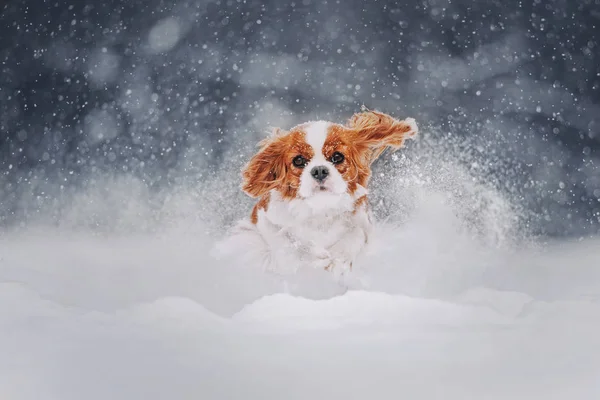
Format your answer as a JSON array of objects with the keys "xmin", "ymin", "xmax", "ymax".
[
  {"xmin": 347, "ymin": 110, "xmax": 418, "ymax": 164},
  {"xmin": 241, "ymin": 137, "xmax": 287, "ymax": 198}
]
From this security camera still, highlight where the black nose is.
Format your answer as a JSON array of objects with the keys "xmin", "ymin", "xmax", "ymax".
[{"xmin": 310, "ymin": 166, "xmax": 329, "ymax": 182}]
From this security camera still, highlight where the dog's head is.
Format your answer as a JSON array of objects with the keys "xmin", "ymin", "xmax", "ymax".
[{"xmin": 241, "ymin": 110, "xmax": 418, "ymax": 208}]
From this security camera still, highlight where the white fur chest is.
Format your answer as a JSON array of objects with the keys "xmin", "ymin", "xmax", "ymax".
[{"xmin": 254, "ymin": 190, "xmax": 370, "ymax": 273}]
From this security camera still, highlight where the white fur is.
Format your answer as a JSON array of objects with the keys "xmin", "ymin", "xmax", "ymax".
[
  {"xmin": 298, "ymin": 121, "xmax": 348, "ymax": 199},
  {"xmin": 304, "ymin": 121, "xmax": 329, "ymax": 153},
  {"xmin": 404, "ymin": 117, "xmax": 419, "ymax": 137},
  {"xmin": 244, "ymin": 188, "xmax": 371, "ymax": 275}
]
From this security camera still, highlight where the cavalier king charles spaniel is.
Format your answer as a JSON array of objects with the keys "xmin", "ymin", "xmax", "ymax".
[{"xmin": 217, "ymin": 109, "xmax": 418, "ymax": 276}]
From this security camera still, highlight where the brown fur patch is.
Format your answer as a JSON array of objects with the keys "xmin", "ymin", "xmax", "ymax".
[
  {"xmin": 323, "ymin": 125, "xmax": 371, "ymax": 194},
  {"xmin": 250, "ymin": 192, "xmax": 271, "ymax": 224},
  {"xmin": 322, "ymin": 110, "xmax": 417, "ymax": 195},
  {"xmin": 346, "ymin": 110, "xmax": 418, "ymax": 164},
  {"xmin": 241, "ymin": 129, "xmax": 314, "ymax": 200},
  {"xmin": 353, "ymin": 195, "xmax": 368, "ymax": 213}
]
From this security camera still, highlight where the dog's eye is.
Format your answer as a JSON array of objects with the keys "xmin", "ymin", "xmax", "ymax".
[
  {"xmin": 330, "ymin": 152, "xmax": 345, "ymax": 164},
  {"xmin": 292, "ymin": 155, "xmax": 307, "ymax": 168}
]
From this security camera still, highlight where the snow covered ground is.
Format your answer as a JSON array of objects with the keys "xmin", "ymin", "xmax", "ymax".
[{"xmin": 1, "ymin": 180, "xmax": 600, "ymax": 400}]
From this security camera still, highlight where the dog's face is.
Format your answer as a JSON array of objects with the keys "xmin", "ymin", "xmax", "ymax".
[{"xmin": 241, "ymin": 110, "xmax": 418, "ymax": 206}]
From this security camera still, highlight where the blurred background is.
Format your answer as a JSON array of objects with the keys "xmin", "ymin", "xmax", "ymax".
[{"xmin": 1, "ymin": 0, "xmax": 599, "ymax": 237}]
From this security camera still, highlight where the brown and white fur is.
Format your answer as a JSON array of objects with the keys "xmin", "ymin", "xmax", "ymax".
[{"xmin": 219, "ymin": 110, "xmax": 418, "ymax": 276}]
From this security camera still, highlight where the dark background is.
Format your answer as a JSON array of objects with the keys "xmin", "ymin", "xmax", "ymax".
[{"xmin": 1, "ymin": 0, "xmax": 599, "ymax": 236}]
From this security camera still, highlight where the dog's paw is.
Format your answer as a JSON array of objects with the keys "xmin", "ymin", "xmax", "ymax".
[
  {"xmin": 300, "ymin": 245, "xmax": 330, "ymax": 267},
  {"xmin": 311, "ymin": 246, "xmax": 331, "ymax": 261},
  {"xmin": 324, "ymin": 258, "xmax": 351, "ymax": 274},
  {"xmin": 313, "ymin": 253, "xmax": 334, "ymax": 270}
]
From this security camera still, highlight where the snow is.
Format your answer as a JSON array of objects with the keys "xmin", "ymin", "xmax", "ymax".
[
  {"xmin": 1, "ymin": 184, "xmax": 600, "ymax": 399},
  {"xmin": 147, "ymin": 17, "xmax": 183, "ymax": 54},
  {"xmin": 82, "ymin": 108, "xmax": 120, "ymax": 144},
  {"xmin": 233, "ymin": 291, "xmax": 511, "ymax": 328},
  {"xmin": 87, "ymin": 48, "xmax": 121, "ymax": 88}
]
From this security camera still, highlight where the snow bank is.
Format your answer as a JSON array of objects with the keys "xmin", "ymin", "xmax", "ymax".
[{"xmin": 2, "ymin": 219, "xmax": 600, "ymax": 400}]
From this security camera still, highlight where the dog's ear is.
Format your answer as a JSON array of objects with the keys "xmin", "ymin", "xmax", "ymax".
[
  {"xmin": 347, "ymin": 109, "xmax": 418, "ymax": 164},
  {"xmin": 241, "ymin": 136, "xmax": 288, "ymax": 198}
]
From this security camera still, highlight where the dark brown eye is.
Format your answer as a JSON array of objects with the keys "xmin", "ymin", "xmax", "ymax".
[
  {"xmin": 292, "ymin": 155, "xmax": 307, "ymax": 168},
  {"xmin": 330, "ymin": 152, "xmax": 345, "ymax": 164}
]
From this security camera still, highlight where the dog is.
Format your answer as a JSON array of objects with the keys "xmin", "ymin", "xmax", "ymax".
[{"xmin": 217, "ymin": 109, "xmax": 418, "ymax": 276}]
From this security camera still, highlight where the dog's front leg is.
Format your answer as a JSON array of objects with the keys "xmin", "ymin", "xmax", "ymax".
[
  {"xmin": 325, "ymin": 206, "xmax": 372, "ymax": 273},
  {"xmin": 325, "ymin": 225, "xmax": 369, "ymax": 273},
  {"xmin": 278, "ymin": 229, "xmax": 334, "ymax": 269}
]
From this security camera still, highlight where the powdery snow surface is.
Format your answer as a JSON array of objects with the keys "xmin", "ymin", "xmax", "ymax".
[{"xmin": 1, "ymin": 182, "xmax": 600, "ymax": 400}]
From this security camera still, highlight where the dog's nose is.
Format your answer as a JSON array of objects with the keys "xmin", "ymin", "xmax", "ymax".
[{"xmin": 310, "ymin": 166, "xmax": 329, "ymax": 182}]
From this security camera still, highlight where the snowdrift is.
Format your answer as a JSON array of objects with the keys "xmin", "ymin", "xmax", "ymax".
[{"xmin": 2, "ymin": 215, "xmax": 600, "ymax": 400}]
